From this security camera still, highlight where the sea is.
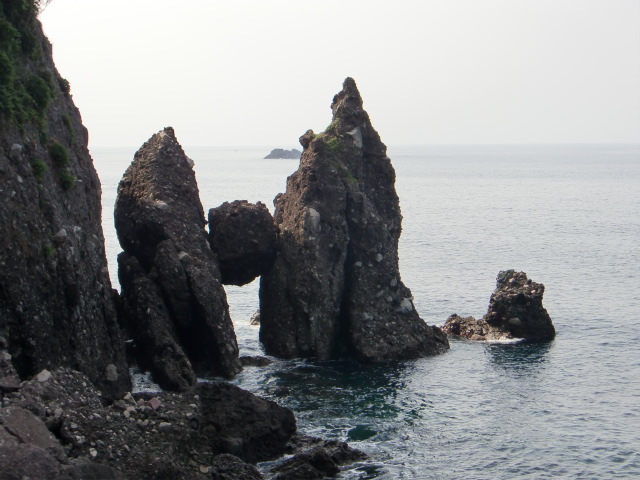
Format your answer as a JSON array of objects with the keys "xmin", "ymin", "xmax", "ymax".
[{"xmin": 93, "ymin": 143, "xmax": 640, "ymax": 479}]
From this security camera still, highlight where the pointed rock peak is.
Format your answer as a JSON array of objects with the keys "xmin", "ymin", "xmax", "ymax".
[
  {"xmin": 158, "ymin": 126, "xmax": 176, "ymax": 139},
  {"xmin": 137, "ymin": 126, "xmax": 187, "ymax": 163},
  {"xmin": 146, "ymin": 126, "xmax": 177, "ymax": 145},
  {"xmin": 331, "ymin": 77, "xmax": 364, "ymax": 123}
]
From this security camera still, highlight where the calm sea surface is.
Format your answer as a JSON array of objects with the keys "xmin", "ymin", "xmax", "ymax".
[{"xmin": 94, "ymin": 144, "xmax": 640, "ymax": 479}]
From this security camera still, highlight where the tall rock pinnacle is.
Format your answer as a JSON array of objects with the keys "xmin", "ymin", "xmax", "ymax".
[
  {"xmin": 259, "ymin": 78, "xmax": 449, "ymax": 361},
  {"xmin": 115, "ymin": 128, "xmax": 241, "ymax": 389}
]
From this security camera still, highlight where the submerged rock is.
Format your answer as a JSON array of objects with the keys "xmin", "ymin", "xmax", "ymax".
[
  {"xmin": 260, "ymin": 78, "xmax": 449, "ymax": 361},
  {"xmin": 208, "ymin": 200, "xmax": 278, "ymax": 286},
  {"xmin": 264, "ymin": 148, "xmax": 302, "ymax": 159},
  {"xmin": 442, "ymin": 270, "xmax": 556, "ymax": 341},
  {"xmin": 115, "ymin": 128, "xmax": 241, "ymax": 390},
  {"xmin": 270, "ymin": 434, "xmax": 368, "ymax": 480}
]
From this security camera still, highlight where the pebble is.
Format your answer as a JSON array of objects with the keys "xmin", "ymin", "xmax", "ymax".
[
  {"xmin": 36, "ymin": 369, "xmax": 52, "ymax": 382},
  {"xmin": 148, "ymin": 397, "xmax": 162, "ymax": 410}
]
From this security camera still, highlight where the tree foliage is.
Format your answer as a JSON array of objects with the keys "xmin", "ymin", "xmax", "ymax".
[{"xmin": 34, "ymin": 0, "xmax": 53, "ymax": 13}]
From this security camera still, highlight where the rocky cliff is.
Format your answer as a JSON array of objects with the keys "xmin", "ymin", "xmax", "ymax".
[
  {"xmin": 115, "ymin": 128, "xmax": 242, "ymax": 390},
  {"xmin": 0, "ymin": 1, "xmax": 129, "ymax": 398},
  {"xmin": 259, "ymin": 78, "xmax": 449, "ymax": 361}
]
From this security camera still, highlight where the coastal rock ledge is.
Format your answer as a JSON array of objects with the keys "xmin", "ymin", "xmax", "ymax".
[
  {"xmin": 442, "ymin": 270, "xmax": 556, "ymax": 341},
  {"xmin": 115, "ymin": 128, "xmax": 241, "ymax": 390},
  {"xmin": 259, "ymin": 78, "xmax": 449, "ymax": 361}
]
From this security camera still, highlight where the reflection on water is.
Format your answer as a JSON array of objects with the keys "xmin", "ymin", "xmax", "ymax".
[
  {"xmin": 238, "ymin": 359, "xmax": 412, "ymax": 416},
  {"xmin": 485, "ymin": 341, "xmax": 552, "ymax": 374}
]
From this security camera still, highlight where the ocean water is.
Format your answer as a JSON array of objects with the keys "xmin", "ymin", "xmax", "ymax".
[{"xmin": 94, "ymin": 144, "xmax": 640, "ymax": 479}]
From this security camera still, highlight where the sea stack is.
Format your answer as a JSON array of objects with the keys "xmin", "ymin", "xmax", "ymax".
[
  {"xmin": 259, "ymin": 78, "xmax": 449, "ymax": 361},
  {"xmin": 115, "ymin": 128, "xmax": 241, "ymax": 390},
  {"xmin": 443, "ymin": 270, "xmax": 556, "ymax": 341}
]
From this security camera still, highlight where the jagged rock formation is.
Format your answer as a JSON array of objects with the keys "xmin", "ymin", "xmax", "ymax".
[
  {"xmin": 115, "ymin": 128, "xmax": 241, "ymax": 390},
  {"xmin": 0, "ymin": 3, "xmax": 129, "ymax": 399},
  {"xmin": 442, "ymin": 270, "xmax": 556, "ymax": 341},
  {"xmin": 0, "ymin": 364, "xmax": 365, "ymax": 479},
  {"xmin": 0, "ymin": 366, "xmax": 294, "ymax": 479},
  {"xmin": 264, "ymin": 148, "xmax": 302, "ymax": 159},
  {"xmin": 259, "ymin": 78, "xmax": 449, "ymax": 361},
  {"xmin": 208, "ymin": 200, "xmax": 278, "ymax": 286}
]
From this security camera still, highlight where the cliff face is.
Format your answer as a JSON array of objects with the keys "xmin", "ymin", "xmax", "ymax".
[
  {"xmin": 260, "ymin": 78, "xmax": 449, "ymax": 361},
  {"xmin": 0, "ymin": 2, "xmax": 130, "ymax": 398}
]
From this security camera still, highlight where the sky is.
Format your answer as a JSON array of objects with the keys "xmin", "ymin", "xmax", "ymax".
[{"xmin": 40, "ymin": 0, "xmax": 640, "ymax": 149}]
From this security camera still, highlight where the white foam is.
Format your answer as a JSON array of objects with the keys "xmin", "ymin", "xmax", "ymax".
[{"xmin": 130, "ymin": 367, "xmax": 162, "ymax": 393}]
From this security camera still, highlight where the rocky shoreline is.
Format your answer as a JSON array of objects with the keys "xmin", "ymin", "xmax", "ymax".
[
  {"xmin": 0, "ymin": 362, "xmax": 367, "ymax": 479},
  {"xmin": 1, "ymin": 4, "xmax": 554, "ymax": 479}
]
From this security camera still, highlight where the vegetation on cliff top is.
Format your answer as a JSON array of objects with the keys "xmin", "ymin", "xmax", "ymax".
[{"xmin": 0, "ymin": 0, "xmax": 66, "ymax": 131}]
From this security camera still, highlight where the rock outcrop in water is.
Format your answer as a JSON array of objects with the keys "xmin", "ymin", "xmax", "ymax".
[
  {"xmin": 115, "ymin": 128, "xmax": 241, "ymax": 390},
  {"xmin": 264, "ymin": 148, "xmax": 301, "ymax": 159},
  {"xmin": 442, "ymin": 270, "xmax": 555, "ymax": 341},
  {"xmin": 208, "ymin": 200, "xmax": 278, "ymax": 286},
  {"xmin": 259, "ymin": 78, "xmax": 449, "ymax": 361},
  {"xmin": 0, "ymin": 4, "xmax": 129, "ymax": 399}
]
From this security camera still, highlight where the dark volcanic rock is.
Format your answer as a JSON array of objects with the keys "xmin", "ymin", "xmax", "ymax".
[
  {"xmin": 115, "ymin": 127, "xmax": 241, "ymax": 389},
  {"xmin": 0, "ymin": 444, "xmax": 63, "ymax": 480},
  {"xmin": 210, "ymin": 454, "xmax": 263, "ymax": 480},
  {"xmin": 270, "ymin": 434, "xmax": 368, "ymax": 480},
  {"xmin": 208, "ymin": 200, "xmax": 278, "ymax": 286},
  {"xmin": 240, "ymin": 355, "xmax": 274, "ymax": 367},
  {"xmin": 195, "ymin": 382, "xmax": 296, "ymax": 462},
  {"xmin": 0, "ymin": 367, "xmax": 299, "ymax": 480},
  {"xmin": 264, "ymin": 148, "xmax": 302, "ymax": 159},
  {"xmin": 0, "ymin": 7, "xmax": 130, "ymax": 399},
  {"xmin": 442, "ymin": 270, "xmax": 555, "ymax": 341},
  {"xmin": 259, "ymin": 78, "xmax": 449, "ymax": 361}
]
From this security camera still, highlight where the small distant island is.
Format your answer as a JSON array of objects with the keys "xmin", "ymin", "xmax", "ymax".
[{"xmin": 264, "ymin": 148, "xmax": 301, "ymax": 159}]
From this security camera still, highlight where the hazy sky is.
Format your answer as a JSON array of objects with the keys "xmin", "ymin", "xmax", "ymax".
[{"xmin": 40, "ymin": 0, "xmax": 640, "ymax": 148}]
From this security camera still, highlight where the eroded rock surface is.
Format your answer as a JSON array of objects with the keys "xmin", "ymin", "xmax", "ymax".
[
  {"xmin": 442, "ymin": 270, "xmax": 555, "ymax": 341},
  {"xmin": 115, "ymin": 128, "xmax": 241, "ymax": 389},
  {"xmin": 0, "ymin": 366, "xmax": 301, "ymax": 480},
  {"xmin": 260, "ymin": 78, "xmax": 449, "ymax": 361},
  {"xmin": 208, "ymin": 200, "xmax": 277, "ymax": 286},
  {"xmin": 0, "ymin": 5, "xmax": 129, "ymax": 399}
]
